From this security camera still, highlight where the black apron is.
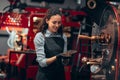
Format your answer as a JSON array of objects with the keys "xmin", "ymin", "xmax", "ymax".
[{"xmin": 36, "ymin": 34, "xmax": 66, "ymax": 80}]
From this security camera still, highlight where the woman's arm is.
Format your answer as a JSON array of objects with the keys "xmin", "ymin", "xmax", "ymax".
[
  {"xmin": 63, "ymin": 34, "xmax": 67, "ymax": 52},
  {"xmin": 34, "ymin": 32, "xmax": 57, "ymax": 67}
]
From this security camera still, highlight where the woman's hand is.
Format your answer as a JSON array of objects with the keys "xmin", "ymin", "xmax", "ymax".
[{"xmin": 57, "ymin": 50, "xmax": 77, "ymax": 58}]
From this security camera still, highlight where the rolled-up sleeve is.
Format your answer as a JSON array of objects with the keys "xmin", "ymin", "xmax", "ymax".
[
  {"xmin": 34, "ymin": 32, "xmax": 47, "ymax": 67},
  {"xmin": 63, "ymin": 34, "xmax": 67, "ymax": 52}
]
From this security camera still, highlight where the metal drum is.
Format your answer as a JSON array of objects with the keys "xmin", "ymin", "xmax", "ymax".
[
  {"xmin": 71, "ymin": 2, "xmax": 120, "ymax": 80},
  {"xmin": 89, "ymin": 5, "xmax": 119, "ymax": 80}
]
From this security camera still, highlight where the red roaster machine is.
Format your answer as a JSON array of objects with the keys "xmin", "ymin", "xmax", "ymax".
[
  {"xmin": 0, "ymin": 8, "xmax": 39, "ymax": 80},
  {"xmin": 0, "ymin": 5, "xmax": 85, "ymax": 80},
  {"xmin": 0, "ymin": 0, "xmax": 120, "ymax": 80}
]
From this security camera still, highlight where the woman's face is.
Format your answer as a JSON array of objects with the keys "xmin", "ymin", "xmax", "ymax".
[{"xmin": 46, "ymin": 14, "xmax": 62, "ymax": 33}]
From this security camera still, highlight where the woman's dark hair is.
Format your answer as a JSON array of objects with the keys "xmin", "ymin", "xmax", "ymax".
[{"xmin": 38, "ymin": 7, "xmax": 63, "ymax": 34}]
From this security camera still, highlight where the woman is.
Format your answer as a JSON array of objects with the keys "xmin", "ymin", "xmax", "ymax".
[{"xmin": 34, "ymin": 8, "xmax": 67, "ymax": 80}]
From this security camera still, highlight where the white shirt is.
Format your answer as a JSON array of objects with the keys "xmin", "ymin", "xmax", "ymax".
[{"xmin": 34, "ymin": 30, "xmax": 67, "ymax": 67}]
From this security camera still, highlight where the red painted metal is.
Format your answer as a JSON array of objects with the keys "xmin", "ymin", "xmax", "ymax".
[
  {"xmin": 0, "ymin": 7, "xmax": 87, "ymax": 80},
  {"xmin": 112, "ymin": 6, "xmax": 120, "ymax": 80}
]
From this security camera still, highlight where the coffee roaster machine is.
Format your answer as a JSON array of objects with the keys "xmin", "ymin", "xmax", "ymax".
[
  {"xmin": 0, "ymin": 0, "xmax": 120, "ymax": 80},
  {"xmin": 70, "ymin": 0, "xmax": 120, "ymax": 80}
]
